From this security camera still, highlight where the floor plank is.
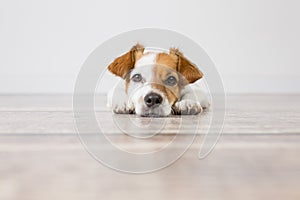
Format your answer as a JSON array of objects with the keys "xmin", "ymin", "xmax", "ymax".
[
  {"xmin": 0, "ymin": 134, "xmax": 300, "ymax": 200},
  {"xmin": 0, "ymin": 95, "xmax": 299, "ymax": 200}
]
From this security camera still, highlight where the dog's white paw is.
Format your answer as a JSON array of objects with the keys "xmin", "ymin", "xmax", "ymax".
[
  {"xmin": 172, "ymin": 100, "xmax": 203, "ymax": 115},
  {"xmin": 112, "ymin": 102, "xmax": 135, "ymax": 114}
]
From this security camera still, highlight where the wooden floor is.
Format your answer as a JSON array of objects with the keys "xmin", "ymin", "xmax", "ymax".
[{"xmin": 0, "ymin": 94, "xmax": 300, "ymax": 200}]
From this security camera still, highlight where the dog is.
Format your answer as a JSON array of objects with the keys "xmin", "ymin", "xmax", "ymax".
[{"xmin": 107, "ymin": 44, "xmax": 210, "ymax": 117}]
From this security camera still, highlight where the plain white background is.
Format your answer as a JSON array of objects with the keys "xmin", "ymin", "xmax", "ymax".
[{"xmin": 0, "ymin": 0, "xmax": 299, "ymax": 94}]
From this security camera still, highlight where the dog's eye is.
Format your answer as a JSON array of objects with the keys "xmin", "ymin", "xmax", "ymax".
[
  {"xmin": 131, "ymin": 74, "xmax": 142, "ymax": 82},
  {"xmin": 165, "ymin": 76, "xmax": 177, "ymax": 86}
]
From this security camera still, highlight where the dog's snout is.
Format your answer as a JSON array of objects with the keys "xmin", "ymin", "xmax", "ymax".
[{"xmin": 144, "ymin": 93, "xmax": 162, "ymax": 107}]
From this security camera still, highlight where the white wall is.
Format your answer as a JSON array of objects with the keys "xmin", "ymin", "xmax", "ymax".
[{"xmin": 0, "ymin": 0, "xmax": 299, "ymax": 94}]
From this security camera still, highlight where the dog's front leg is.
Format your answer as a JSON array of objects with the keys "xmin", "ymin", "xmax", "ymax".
[
  {"xmin": 172, "ymin": 86, "xmax": 209, "ymax": 115},
  {"xmin": 172, "ymin": 99, "xmax": 203, "ymax": 115},
  {"xmin": 113, "ymin": 103, "xmax": 135, "ymax": 114},
  {"xmin": 107, "ymin": 83, "xmax": 135, "ymax": 114}
]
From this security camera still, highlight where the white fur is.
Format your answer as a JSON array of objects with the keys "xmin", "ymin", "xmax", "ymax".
[
  {"xmin": 172, "ymin": 84, "xmax": 210, "ymax": 115},
  {"xmin": 107, "ymin": 79, "xmax": 135, "ymax": 114},
  {"xmin": 135, "ymin": 53, "xmax": 157, "ymax": 68}
]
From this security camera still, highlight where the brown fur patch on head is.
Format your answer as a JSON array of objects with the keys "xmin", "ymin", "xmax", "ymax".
[
  {"xmin": 156, "ymin": 52, "xmax": 178, "ymax": 70},
  {"xmin": 169, "ymin": 48, "xmax": 203, "ymax": 84},
  {"xmin": 107, "ymin": 43, "xmax": 144, "ymax": 79}
]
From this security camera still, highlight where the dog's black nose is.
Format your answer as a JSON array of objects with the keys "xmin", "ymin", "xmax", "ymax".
[{"xmin": 144, "ymin": 93, "xmax": 162, "ymax": 107}]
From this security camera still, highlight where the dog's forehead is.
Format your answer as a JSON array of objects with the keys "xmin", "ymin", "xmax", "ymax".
[
  {"xmin": 133, "ymin": 52, "xmax": 178, "ymax": 79},
  {"xmin": 135, "ymin": 52, "xmax": 177, "ymax": 69},
  {"xmin": 135, "ymin": 52, "xmax": 157, "ymax": 67}
]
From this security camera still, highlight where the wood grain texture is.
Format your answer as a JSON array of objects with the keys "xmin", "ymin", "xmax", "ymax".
[
  {"xmin": 0, "ymin": 134, "xmax": 300, "ymax": 200},
  {"xmin": 0, "ymin": 95, "xmax": 299, "ymax": 200}
]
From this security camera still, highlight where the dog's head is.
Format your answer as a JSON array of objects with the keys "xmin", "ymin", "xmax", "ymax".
[{"xmin": 108, "ymin": 44, "xmax": 203, "ymax": 116}]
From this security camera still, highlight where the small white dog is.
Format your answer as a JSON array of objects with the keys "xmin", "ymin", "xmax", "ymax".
[{"xmin": 107, "ymin": 44, "xmax": 209, "ymax": 117}]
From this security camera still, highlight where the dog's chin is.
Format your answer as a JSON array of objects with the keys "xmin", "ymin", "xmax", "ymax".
[{"xmin": 136, "ymin": 106, "xmax": 171, "ymax": 117}]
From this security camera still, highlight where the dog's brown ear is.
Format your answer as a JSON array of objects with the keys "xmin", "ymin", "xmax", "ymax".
[
  {"xmin": 170, "ymin": 48, "xmax": 203, "ymax": 83},
  {"xmin": 108, "ymin": 44, "xmax": 144, "ymax": 79}
]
